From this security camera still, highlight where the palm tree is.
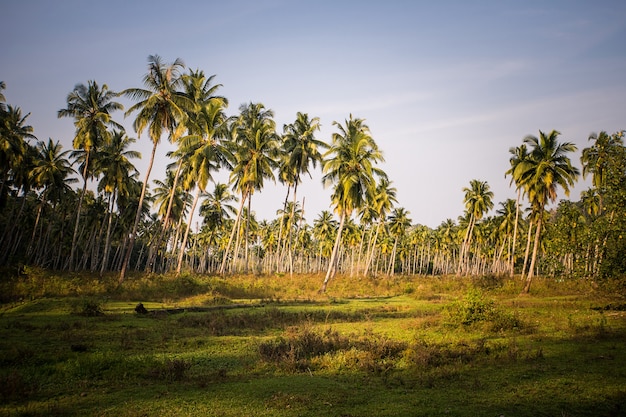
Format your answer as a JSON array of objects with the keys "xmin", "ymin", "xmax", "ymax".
[
  {"xmin": 505, "ymin": 144, "xmax": 530, "ymax": 277},
  {"xmin": 387, "ymin": 207, "xmax": 411, "ymax": 275},
  {"xmin": 119, "ymin": 55, "xmax": 194, "ymax": 282},
  {"xmin": 363, "ymin": 177, "xmax": 397, "ymax": 276},
  {"xmin": 280, "ymin": 112, "xmax": 325, "ymax": 273},
  {"xmin": 58, "ymin": 80, "xmax": 123, "ymax": 270},
  {"xmin": 320, "ymin": 115, "xmax": 385, "ymax": 292},
  {"xmin": 517, "ymin": 130, "xmax": 579, "ymax": 293},
  {"xmin": 28, "ymin": 139, "xmax": 76, "ymax": 257},
  {"xmin": 313, "ymin": 210, "xmax": 338, "ymax": 272},
  {"xmin": 457, "ymin": 179, "xmax": 494, "ymax": 276},
  {"xmin": 220, "ymin": 102, "xmax": 279, "ymax": 274},
  {"xmin": 175, "ymin": 96, "xmax": 232, "ymax": 275},
  {"xmin": 1, "ymin": 105, "xmax": 36, "ymax": 201},
  {"xmin": 96, "ymin": 130, "xmax": 140, "ymax": 274}
]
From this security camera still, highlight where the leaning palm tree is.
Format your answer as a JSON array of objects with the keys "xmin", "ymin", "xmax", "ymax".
[
  {"xmin": 119, "ymin": 55, "xmax": 194, "ymax": 282},
  {"xmin": 516, "ymin": 130, "xmax": 579, "ymax": 293},
  {"xmin": 320, "ymin": 115, "xmax": 385, "ymax": 292},
  {"xmin": 58, "ymin": 80, "xmax": 123, "ymax": 270},
  {"xmin": 457, "ymin": 179, "xmax": 494, "ymax": 276},
  {"xmin": 220, "ymin": 102, "xmax": 279, "ymax": 274}
]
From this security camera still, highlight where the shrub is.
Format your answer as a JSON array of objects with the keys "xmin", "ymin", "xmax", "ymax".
[{"xmin": 445, "ymin": 288, "xmax": 522, "ymax": 331}]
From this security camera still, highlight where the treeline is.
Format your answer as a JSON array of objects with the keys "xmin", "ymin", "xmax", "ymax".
[{"xmin": 0, "ymin": 56, "xmax": 624, "ymax": 291}]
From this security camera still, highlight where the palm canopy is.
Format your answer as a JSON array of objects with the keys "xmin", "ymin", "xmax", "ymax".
[
  {"xmin": 517, "ymin": 130, "xmax": 580, "ymax": 210},
  {"xmin": 322, "ymin": 115, "xmax": 385, "ymax": 217},
  {"xmin": 96, "ymin": 130, "xmax": 140, "ymax": 197},
  {"xmin": 462, "ymin": 179, "xmax": 494, "ymax": 221},
  {"xmin": 229, "ymin": 102, "xmax": 280, "ymax": 197},
  {"xmin": 581, "ymin": 131, "xmax": 624, "ymax": 191},
  {"xmin": 281, "ymin": 112, "xmax": 325, "ymax": 184},
  {"xmin": 122, "ymin": 55, "xmax": 194, "ymax": 145},
  {"xmin": 58, "ymin": 80, "xmax": 122, "ymax": 158},
  {"xmin": 31, "ymin": 138, "xmax": 77, "ymax": 202},
  {"xmin": 1, "ymin": 105, "xmax": 36, "ymax": 178}
]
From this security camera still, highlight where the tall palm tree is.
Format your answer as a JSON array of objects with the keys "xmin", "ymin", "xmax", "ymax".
[
  {"xmin": 145, "ymin": 70, "xmax": 228, "ymax": 272},
  {"xmin": 280, "ymin": 112, "xmax": 325, "ymax": 272},
  {"xmin": 96, "ymin": 130, "xmax": 140, "ymax": 274},
  {"xmin": 363, "ymin": 177, "xmax": 397, "ymax": 276},
  {"xmin": 119, "ymin": 55, "xmax": 194, "ymax": 282},
  {"xmin": 175, "ymin": 97, "xmax": 232, "ymax": 275},
  {"xmin": 1, "ymin": 105, "xmax": 36, "ymax": 201},
  {"xmin": 58, "ymin": 80, "xmax": 123, "ymax": 270},
  {"xmin": 505, "ymin": 144, "xmax": 529, "ymax": 277},
  {"xmin": 313, "ymin": 210, "xmax": 338, "ymax": 272},
  {"xmin": 320, "ymin": 115, "xmax": 385, "ymax": 292},
  {"xmin": 516, "ymin": 130, "xmax": 579, "ymax": 293},
  {"xmin": 457, "ymin": 179, "xmax": 494, "ymax": 276},
  {"xmin": 220, "ymin": 102, "xmax": 279, "ymax": 274},
  {"xmin": 28, "ymin": 139, "xmax": 76, "ymax": 256},
  {"xmin": 387, "ymin": 207, "xmax": 411, "ymax": 275}
]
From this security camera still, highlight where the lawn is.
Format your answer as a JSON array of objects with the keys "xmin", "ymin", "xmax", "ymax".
[{"xmin": 1, "ymin": 270, "xmax": 625, "ymax": 416}]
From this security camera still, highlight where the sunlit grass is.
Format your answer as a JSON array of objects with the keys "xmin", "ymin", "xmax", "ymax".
[{"xmin": 1, "ymin": 270, "xmax": 625, "ymax": 416}]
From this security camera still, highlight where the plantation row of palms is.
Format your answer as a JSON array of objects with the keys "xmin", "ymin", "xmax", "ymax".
[{"xmin": 1, "ymin": 56, "xmax": 625, "ymax": 291}]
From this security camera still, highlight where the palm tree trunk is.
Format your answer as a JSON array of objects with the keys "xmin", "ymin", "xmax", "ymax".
[
  {"xmin": 219, "ymin": 191, "xmax": 247, "ymax": 275},
  {"xmin": 510, "ymin": 188, "xmax": 521, "ymax": 276},
  {"xmin": 69, "ymin": 153, "xmax": 90, "ymax": 271},
  {"xmin": 177, "ymin": 187, "xmax": 201, "ymax": 275},
  {"xmin": 521, "ymin": 218, "xmax": 533, "ymax": 281},
  {"xmin": 523, "ymin": 214, "xmax": 542, "ymax": 294},
  {"xmin": 321, "ymin": 212, "xmax": 346, "ymax": 293},
  {"xmin": 120, "ymin": 140, "xmax": 157, "ymax": 284}
]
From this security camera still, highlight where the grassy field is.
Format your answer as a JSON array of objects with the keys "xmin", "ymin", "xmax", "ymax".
[{"xmin": 1, "ymin": 269, "xmax": 625, "ymax": 416}]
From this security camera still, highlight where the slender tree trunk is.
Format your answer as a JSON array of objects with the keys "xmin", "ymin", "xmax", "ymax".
[
  {"xmin": 510, "ymin": 188, "xmax": 521, "ymax": 276},
  {"xmin": 523, "ymin": 213, "xmax": 542, "ymax": 294},
  {"xmin": 364, "ymin": 219, "xmax": 382, "ymax": 276},
  {"xmin": 521, "ymin": 218, "xmax": 533, "ymax": 281},
  {"xmin": 69, "ymin": 153, "xmax": 90, "ymax": 271},
  {"xmin": 177, "ymin": 187, "xmax": 201, "ymax": 275},
  {"xmin": 219, "ymin": 191, "xmax": 247, "ymax": 275},
  {"xmin": 321, "ymin": 212, "xmax": 346, "ymax": 293},
  {"xmin": 119, "ymin": 140, "xmax": 157, "ymax": 284},
  {"xmin": 100, "ymin": 191, "xmax": 116, "ymax": 275}
]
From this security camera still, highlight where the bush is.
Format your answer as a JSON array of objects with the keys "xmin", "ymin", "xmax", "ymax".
[{"xmin": 445, "ymin": 288, "xmax": 522, "ymax": 331}]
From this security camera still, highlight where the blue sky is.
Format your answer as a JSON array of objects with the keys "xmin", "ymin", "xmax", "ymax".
[{"xmin": 2, "ymin": 0, "xmax": 625, "ymax": 227}]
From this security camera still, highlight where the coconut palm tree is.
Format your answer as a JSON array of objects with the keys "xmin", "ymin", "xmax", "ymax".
[
  {"xmin": 96, "ymin": 130, "xmax": 140, "ymax": 274},
  {"xmin": 516, "ymin": 130, "xmax": 579, "ymax": 293},
  {"xmin": 505, "ymin": 144, "xmax": 530, "ymax": 276},
  {"xmin": 320, "ymin": 115, "xmax": 385, "ymax": 292},
  {"xmin": 387, "ymin": 207, "xmax": 411, "ymax": 275},
  {"xmin": 175, "ymin": 98, "xmax": 232, "ymax": 275},
  {"xmin": 28, "ymin": 139, "xmax": 76, "ymax": 258},
  {"xmin": 457, "ymin": 179, "xmax": 494, "ymax": 276},
  {"xmin": 279, "ymin": 112, "xmax": 325, "ymax": 273},
  {"xmin": 1, "ymin": 105, "xmax": 36, "ymax": 202},
  {"xmin": 220, "ymin": 102, "xmax": 279, "ymax": 274},
  {"xmin": 119, "ymin": 55, "xmax": 194, "ymax": 282},
  {"xmin": 363, "ymin": 177, "xmax": 397, "ymax": 276},
  {"xmin": 58, "ymin": 80, "xmax": 123, "ymax": 270}
]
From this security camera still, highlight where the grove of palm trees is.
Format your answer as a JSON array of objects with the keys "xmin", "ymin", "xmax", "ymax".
[{"xmin": 1, "ymin": 56, "xmax": 625, "ymax": 291}]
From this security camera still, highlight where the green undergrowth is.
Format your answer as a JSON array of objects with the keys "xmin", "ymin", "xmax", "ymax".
[{"xmin": 0, "ymin": 270, "xmax": 625, "ymax": 416}]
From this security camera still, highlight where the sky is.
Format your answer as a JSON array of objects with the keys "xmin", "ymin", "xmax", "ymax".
[{"xmin": 2, "ymin": 0, "xmax": 625, "ymax": 228}]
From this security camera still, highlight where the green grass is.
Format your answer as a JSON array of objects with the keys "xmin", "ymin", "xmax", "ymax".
[{"xmin": 1, "ymin": 270, "xmax": 625, "ymax": 416}]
